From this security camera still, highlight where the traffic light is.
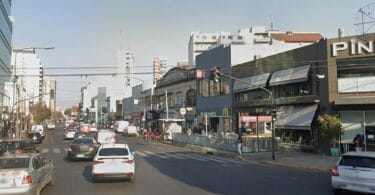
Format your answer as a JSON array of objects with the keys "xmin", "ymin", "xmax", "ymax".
[{"xmin": 209, "ymin": 66, "xmax": 221, "ymax": 83}]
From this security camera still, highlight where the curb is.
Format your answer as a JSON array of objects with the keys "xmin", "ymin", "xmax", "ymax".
[{"xmin": 258, "ymin": 160, "xmax": 330, "ymax": 173}]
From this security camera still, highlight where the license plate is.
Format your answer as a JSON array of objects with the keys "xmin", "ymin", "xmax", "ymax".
[{"xmin": 77, "ymin": 154, "xmax": 84, "ymax": 158}]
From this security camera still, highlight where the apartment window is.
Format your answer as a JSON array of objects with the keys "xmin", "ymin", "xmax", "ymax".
[
  {"xmin": 202, "ymin": 35, "xmax": 207, "ymax": 39},
  {"xmin": 210, "ymin": 80, "xmax": 220, "ymax": 96},
  {"xmin": 199, "ymin": 78, "xmax": 230, "ymax": 97},
  {"xmin": 228, "ymin": 36, "xmax": 233, "ymax": 40},
  {"xmin": 238, "ymin": 36, "xmax": 243, "ymax": 40},
  {"xmin": 199, "ymin": 79, "xmax": 209, "ymax": 97},
  {"xmin": 212, "ymin": 36, "xmax": 217, "ymax": 39},
  {"xmin": 222, "ymin": 36, "xmax": 226, "ymax": 39},
  {"xmin": 220, "ymin": 77, "xmax": 230, "ymax": 95}
]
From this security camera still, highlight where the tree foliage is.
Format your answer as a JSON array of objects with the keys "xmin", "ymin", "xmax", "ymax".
[
  {"xmin": 30, "ymin": 102, "xmax": 51, "ymax": 124},
  {"xmin": 319, "ymin": 114, "xmax": 341, "ymax": 147},
  {"xmin": 64, "ymin": 108, "xmax": 72, "ymax": 116}
]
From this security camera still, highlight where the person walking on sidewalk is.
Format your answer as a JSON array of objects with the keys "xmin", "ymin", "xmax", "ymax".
[
  {"xmin": 353, "ymin": 134, "xmax": 363, "ymax": 152},
  {"xmin": 236, "ymin": 131, "xmax": 243, "ymax": 156}
]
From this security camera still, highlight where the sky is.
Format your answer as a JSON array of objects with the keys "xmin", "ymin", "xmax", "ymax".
[{"xmin": 11, "ymin": 0, "xmax": 374, "ymax": 110}]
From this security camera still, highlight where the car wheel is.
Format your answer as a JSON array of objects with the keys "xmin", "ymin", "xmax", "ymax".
[{"xmin": 332, "ymin": 189, "xmax": 341, "ymax": 195}]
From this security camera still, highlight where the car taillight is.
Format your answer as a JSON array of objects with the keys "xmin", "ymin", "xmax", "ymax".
[
  {"xmin": 123, "ymin": 159, "xmax": 134, "ymax": 164},
  {"xmin": 332, "ymin": 165, "xmax": 339, "ymax": 176},
  {"xmin": 93, "ymin": 160, "xmax": 104, "ymax": 165},
  {"xmin": 22, "ymin": 175, "xmax": 32, "ymax": 184}
]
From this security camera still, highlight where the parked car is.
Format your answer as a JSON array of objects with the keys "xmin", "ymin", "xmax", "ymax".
[
  {"xmin": 0, "ymin": 139, "xmax": 39, "ymax": 155},
  {"xmin": 332, "ymin": 151, "xmax": 375, "ymax": 194},
  {"xmin": 31, "ymin": 125, "xmax": 45, "ymax": 139},
  {"xmin": 67, "ymin": 137, "xmax": 98, "ymax": 161},
  {"xmin": 92, "ymin": 143, "xmax": 135, "ymax": 182},
  {"xmin": 0, "ymin": 153, "xmax": 55, "ymax": 195},
  {"xmin": 97, "ymin": 130, "xmax": 116, "ymax": 144},
  {"xmin": 64, "ymin": 128, "xmax": 78, "ymax": 140}
]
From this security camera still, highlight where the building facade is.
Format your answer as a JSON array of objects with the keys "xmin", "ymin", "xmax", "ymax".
[
  {"xmin": 117, "ymin": 50, "xmax": 135, "ymax": 87},
  {"xmin": 153, "ymin": 56, "xmax": 167, "ymax": 85}
]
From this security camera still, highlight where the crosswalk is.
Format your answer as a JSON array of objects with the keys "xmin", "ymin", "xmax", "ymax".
[
  {"xmin": 136, "ymin": 150, "xmax": 246, "ymax": 165},
  {"xmin": 40, "ymin": 148, "xmax": 62, "ymax": 154}
]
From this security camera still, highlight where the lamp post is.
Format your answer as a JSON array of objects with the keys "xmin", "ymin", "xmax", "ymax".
[
  {"xmin": 12, "ymin": 47, "xmax": 55, "ymax": 138},
  {"xmin": 208, "ymin": 67, "xmax": 277, "ymax": 160}
]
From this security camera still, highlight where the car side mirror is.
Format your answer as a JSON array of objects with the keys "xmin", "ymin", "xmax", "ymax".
[{"xmin": 131, "ymin": 150, "xmax": 136, "ymax": 156}]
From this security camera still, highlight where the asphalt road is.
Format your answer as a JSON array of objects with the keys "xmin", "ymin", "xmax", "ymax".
[{"xmin": 38, "ymin": 125, "xmax": 334, "ymax": 195}]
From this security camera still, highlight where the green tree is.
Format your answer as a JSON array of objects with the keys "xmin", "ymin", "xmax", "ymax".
[
  {"xmin": 30, "ymin": 102, "xmax": 51, "ymax": 124},
  {"xmin": 64, "ymin": 108, "xmax": 72, "ymax": 116},
  {"xmin": 319, "ymin": 114, "xmax": 341, "ymax": 152}
]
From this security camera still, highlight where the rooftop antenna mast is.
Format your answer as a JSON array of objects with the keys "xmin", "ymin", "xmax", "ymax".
[{"xmin": 354, "ymin": 2, "xmax": 375, "ymax": 36}]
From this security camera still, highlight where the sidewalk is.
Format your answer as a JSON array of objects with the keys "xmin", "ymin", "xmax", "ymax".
[{"xmin": 167, "ymin": 140, "xmax": 338, "ymax": 173}]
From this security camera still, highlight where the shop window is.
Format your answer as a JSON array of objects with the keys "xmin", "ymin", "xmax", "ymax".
[{"xmin": 276, "ymin": 82, "xmax": 312, "ymax": 98}]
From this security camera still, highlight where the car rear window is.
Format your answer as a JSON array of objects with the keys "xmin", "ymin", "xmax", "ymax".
[
  {"xmin": 72, "ymin": 138, "xmax": 93, "ymax": 145},
  {"xmin": 0, "ymin": 158, "xmax": 29, "ymax": 169},
  {"xmin": 339, "ymin": 155, "xmax": 375, "ymax": 168},
  {"xmin": 99, "ymin": 148, "xmax": 128, "ymax": 156}
]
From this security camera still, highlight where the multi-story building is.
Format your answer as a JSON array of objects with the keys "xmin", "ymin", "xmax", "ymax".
[
  {"xmin": 188, "ymin": 26, "xmax": 322, "ymax": 65},
  {"xmin": 195, "ymin": 31, "xmax": 322, "ymax": 135},
  {"xmin": 49, "ymin": 79, "xmax": 56, "ymax": 113},
  {"xmin": 0, "ymin": 0, "xmax": 12, "ymax": 119},
  {"xmin": 153, "ymin": 56, "xmax": 167, "ymax": 85}
]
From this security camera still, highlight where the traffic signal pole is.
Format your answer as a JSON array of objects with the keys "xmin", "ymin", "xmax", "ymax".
[{"xmin": 208, "ymin": 68, "xmax": 276, "ymax": 160}]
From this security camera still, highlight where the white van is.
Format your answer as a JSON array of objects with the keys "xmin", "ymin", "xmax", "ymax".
[
  {"xmin": 124, "ymin": 125, "xmax": 138, "ymax": 137},
  {"xmin": 115, "ymin": 121, "xmax": 129, "ymax": 135}
]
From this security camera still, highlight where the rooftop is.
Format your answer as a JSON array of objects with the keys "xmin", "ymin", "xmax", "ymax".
[{"xmin": 271, "ymin": 32, "xmax": 323, "ymax": 43}]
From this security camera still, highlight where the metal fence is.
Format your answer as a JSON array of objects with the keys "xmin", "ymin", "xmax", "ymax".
[{"xmin": 172, "ymin": 133, "xmax": 277, "ymax": 153}]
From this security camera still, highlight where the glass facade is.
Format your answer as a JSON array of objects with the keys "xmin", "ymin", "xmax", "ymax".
[
  {"xmin": 198, "ymin": 77, "xmax": 230, "ymax": 97},
  {"xmin": 0, "ymin": 0, "xmax": 11, "ymax": 113}
]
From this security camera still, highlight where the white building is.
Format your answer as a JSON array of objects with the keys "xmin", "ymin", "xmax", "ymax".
[
  {"xmin": 153, "ymin": 56, "xmax": 167, "ymax": 84},
  {"xmin": 42, "ymin": 77, "xmax": 56, "ymax": 112},
  {"xmin": 188, "ymin": 26, "xmax": 322, "ymax": 66}
]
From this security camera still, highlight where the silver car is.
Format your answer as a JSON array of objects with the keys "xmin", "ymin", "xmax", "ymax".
[
  {"xmin": 0, "ymin": 153, "xmax": 55, "ymax": 195},
  {"xmin": 332, "ymin": 151, "xmax": 375, "ymax": 194}
]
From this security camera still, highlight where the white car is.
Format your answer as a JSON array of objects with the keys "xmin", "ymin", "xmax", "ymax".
[
  {"xmin": 31, "ymin": 125, "xmax": 45, "ymax": 138},
  {"xmin": 64, "ymin": 128, "xmax": 77, "ymax": 140},
  {"xmin": 97, "ymin": 130, "xmax": 116, "ymax": 144},
  {"xmin": 90, "ymin": 125, "xmax": 98, "ymax": 132},
  {"xmin": 47, "ymin": 123, "xmax": 56, "ymax": 130},
  {"xmin": 0, "ymin": 153, "xmax": 55, "ymax": 195},
  {"xmin": 332, "ymin": 151, "xmax": 375, "ymax": 194},
  {"xmin": 92, "ymin": 143, "xmax": 135, "ymax": 182}
]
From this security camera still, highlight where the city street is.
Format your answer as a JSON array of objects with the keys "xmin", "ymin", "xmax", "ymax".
[{"xmin": 38, "ymin": 125, "xmax": 333, "ymax": 195}]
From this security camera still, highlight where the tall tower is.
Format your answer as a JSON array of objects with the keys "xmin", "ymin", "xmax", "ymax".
[
  {"xmin": 117, "ymin": 50, "xmax": 135, "ymax": 87},
  {"xmin": 153, "ymin": 56, "xmax": 167, "ymax": 85}
]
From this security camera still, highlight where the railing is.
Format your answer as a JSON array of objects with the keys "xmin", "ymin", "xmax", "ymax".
[{"xmin": 172, "ymin": 133, "xmax": 278, "ymax": 153}]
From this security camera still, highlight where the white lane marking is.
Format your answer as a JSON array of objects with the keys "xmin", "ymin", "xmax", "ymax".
[
  {"xmin": 53, "ymin": 148, "xmax": 61, "ymax": 153},
  {"xmin": 208, "ymin": 156, "xmax": 247, "ymax": 165},
  {"xmin": 42, "ymin": 148, "xmax": 49, "ymax": 153},
  {"xmin": 176, "ymin": 153, "xmax": 207, "ymax": 161},
  {"xmin": 162, "ymin": 153, "xmax": 186, "ymax": 160},
  {"xmin": 143, "ymin": 150, "xmax": 168, "ymax": 159},
  {"xmin": 189, "ymin": 154, "xmax": 229, "ymax": 163},
  {"xmin": 136, "ymin": 151, "xmax": 147, "ymax": 157}
]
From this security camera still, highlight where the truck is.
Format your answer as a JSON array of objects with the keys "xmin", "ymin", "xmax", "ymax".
[{"xmin": 114, "ymin": 121, "xmax": 129, "ymax": 135}]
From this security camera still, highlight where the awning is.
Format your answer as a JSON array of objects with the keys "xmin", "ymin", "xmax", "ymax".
[
  {"xmin": 275, "ymin": 104, "xmax": 318, "ymax": 130},
  {"xmin": 233, "ymin": 73, "xmax": 270, "ymax": 92},
  {"xmin": 269, "ymin": 64, "xmax": 310, "ymax": 86}
]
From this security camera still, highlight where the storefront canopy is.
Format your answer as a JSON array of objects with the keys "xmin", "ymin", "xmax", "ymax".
[
  {"xmin": 275, "ymin": 104, "xmax": 318, "ymax": 130},
  {"xmin": 269, "ymin": 64, "xmax": 311, "ymax": 86},
  {"xmin": 233, "ymin": 73, "xmax": 270, "ymax": 92}
]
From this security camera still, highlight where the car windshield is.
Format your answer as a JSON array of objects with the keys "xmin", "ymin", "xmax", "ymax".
[
  {"xmin": 0, "ymin": 158, "xmax": 29, "ymax": 169},
  {"xmin": 99, "ymin": 148, "xmax": 128, "ymax": 156},
  {"xmin": 339, "ymin": 155, "xmax": 375, "ymax": 168},
  {"xmin": 72, "ymin": 138, "xmax": 93, "ymax": 145}
]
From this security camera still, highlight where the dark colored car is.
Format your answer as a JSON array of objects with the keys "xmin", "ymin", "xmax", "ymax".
[
  {"xmin": 0, "ymin": 139, "xmax": 39, "ymax": 155},
  {"xmin": 27, "ymin": 132, "xmax": 43, "ymax": 144},
  {"xmin": 67, "ymin": 137, "xmax": 98, "ymax": 161}
]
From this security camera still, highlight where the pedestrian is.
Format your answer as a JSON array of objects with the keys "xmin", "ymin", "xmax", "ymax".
[
  {"xmin": 236, "ymin": 131, "xmax": 243, "ymax": 156},
  {"xmin": 353, "ymin": 134, "xmax": 363, "ymax": 152}
]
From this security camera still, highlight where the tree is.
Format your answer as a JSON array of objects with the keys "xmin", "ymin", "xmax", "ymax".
[
  {"xmin": 29, "ymin": 102, "xmax": 51, "ymax": 124},
  {"xmin": 319, "ymin": 114, "xmax": 341, "ymax": 153},
  {"xmin": 64, "ymin": 108, "xmax": 72, "ymax": 116}
]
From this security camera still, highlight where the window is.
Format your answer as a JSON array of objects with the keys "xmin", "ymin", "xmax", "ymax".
[
  {"xmin": 202, "ymin": 35, "xmax": 207, "ymax": 39},
  {"xmin": 339, "ymin": 155, "xmax": 375, "ymax": 168},
  {"xmin": 186, "ymin": 89, "xmax": 196, "ymax": 107},
  {"xmin": 220, "ymin": 77, "xmax": 230, "ymax": 95},
  {"xmin": 0, "ymin": 158, "xmax": 29, "ymax": 169},
  {"xmin": 199, "ymin": 79, "xmax": 209, "ymax": 97},
  {"xmin": 228, "ymin": 36, "xmax": 233, "ymax": 40},
  {"xmin": 199, "ymin": 78, "xmax": 230, "ymax": 97},
  {"xmin": 235, "ymin": 89, "xmax": 269, "ymax": 103},
  {"xmin": 212, "ymin": 36, "xmax": 217, "ymax": 39},
  {"xmin": 99, "ymin": 148, "xmax": 129, "ymax": 156},
  {"xmin": 175, "ymin": 92, "xmax": 184, "ymax": 107},
  {"xmin": 276, "ymin": 82, "xmax": 312, "ymax": 98},
  {"xmin": 238, "ymin": 36, "xmax": 243, "ymax": 40}
]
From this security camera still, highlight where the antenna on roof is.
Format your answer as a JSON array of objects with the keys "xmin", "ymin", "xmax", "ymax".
[{"xmin": 354, "ymin": 2, "xmax": 375, "ymax": 36}]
